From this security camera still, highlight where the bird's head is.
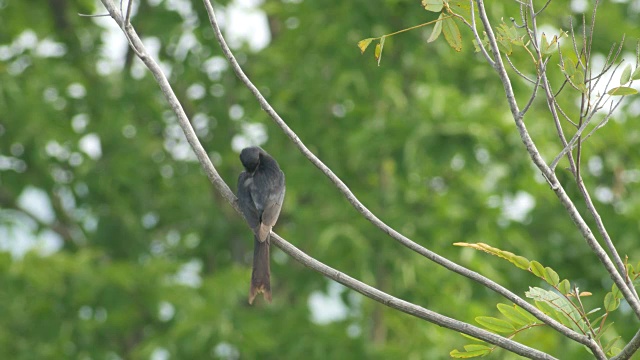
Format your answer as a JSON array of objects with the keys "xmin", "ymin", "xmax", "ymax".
[{"xmin": 239, "ymin": 146, "xmax": 263, "ymax": 173}]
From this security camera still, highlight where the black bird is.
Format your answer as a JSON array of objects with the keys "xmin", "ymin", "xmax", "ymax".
[{"xmin": 237, "ymin": 146, "xmax": 285, "ymax": 304}]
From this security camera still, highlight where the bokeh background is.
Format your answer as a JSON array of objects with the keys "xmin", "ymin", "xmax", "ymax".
[{"xmin": 1, "ymin": 0, "xmax": 640, "ymax": 358}]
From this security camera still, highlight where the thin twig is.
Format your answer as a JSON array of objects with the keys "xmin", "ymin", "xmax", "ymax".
[
  {"xmin": 78, "ymin": 13, "xmax": 111, "ymax": 17},
  {"xmin": 553, "ymin": 97, "xmax": 578, "ymax": 127},
  {"xmin": 569, "ymin": 17, "xmax": 585, "ymax": 69},
  {"xmin": 462, "ymin": 0, "xmax": 493, "ymax": 66},
  {"xmin": 519, "ymin": 60, "xmax": 546, "ymax": 116},
  {"xmin": 125, "ymin": 0, "xmax": 134, "ymax": 26},
  {"xmin": 505, "ymin": 54, "xmax": 536, "ymax": 84},
  {"xmin": 534, "ymin": 0, "xmax": 552, "ymax": 17}
]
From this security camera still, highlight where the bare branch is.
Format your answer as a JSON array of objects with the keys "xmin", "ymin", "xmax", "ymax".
[
  {"xmin": 77, "ymin": 13, "xmax": 110, "ymax": 17},
  {"xmin": 614, "ymin": 328, "xmax": 640, "ymax": 360},
  {"xmin": 271, "ymin": 233, "xmax": 557, "ymax": 359},
  {"xmin": 125, "ymin": 0, "xmax": 133, "ymax": 26}
]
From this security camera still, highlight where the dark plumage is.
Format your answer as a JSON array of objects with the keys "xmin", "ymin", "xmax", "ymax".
[{"xmin": 237, "ymin": 146, "xmax": 285, "ymax": 304}]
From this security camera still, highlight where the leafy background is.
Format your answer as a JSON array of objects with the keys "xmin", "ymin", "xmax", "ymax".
[{"xmin": 1, "ymin": 0, "xmax": 639, "ymax": 358}]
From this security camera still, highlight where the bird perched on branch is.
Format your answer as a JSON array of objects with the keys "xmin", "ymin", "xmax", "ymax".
[{"xmin": 237, "ymin": 146, "xmax": 285, "ymax": 304}]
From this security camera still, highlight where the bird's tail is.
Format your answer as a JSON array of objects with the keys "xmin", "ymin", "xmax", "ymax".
[{"xmin": 249, "ymin": 235, "xmax": 271, "ymax": 304}]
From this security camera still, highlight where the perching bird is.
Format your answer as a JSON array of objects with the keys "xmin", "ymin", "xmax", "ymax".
[{"xmin": 237, "ymin": 146, "xmax": 285, "ymax": 304}]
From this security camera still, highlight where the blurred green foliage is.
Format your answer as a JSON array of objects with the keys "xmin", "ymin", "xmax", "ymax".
[{"xmin": 1, "ymin": 0, "xmax": 640, "ymax": 358}]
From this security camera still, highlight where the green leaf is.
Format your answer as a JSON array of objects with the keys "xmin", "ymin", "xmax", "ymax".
[
  {"xmin": 460, "ymin": 333, "xmax": 484, "ymax": 342},
  {"xmin": 428, "ymin": 14, "xmax": 444, "ymax": 43},
  {"xmin": 611, "ymin": 284, "xmax": 621, "ymax": 299},
  {"xmin": 564, "ymin": 58, "xmax": 576, "ymax": 77},
  {"xmin": 604, "ymin": 292, "xmax": 620, "ymax": 312},
  {"xmin": 608, "ymin": 86, "xmax": 638, "ymax": 96},
  {"xmin": 530, "ymin": 261, "xmax": 545, "ymax": 278},
  {"xmin": 540, "ymin": 33, "xmax": 549, "ymax": 50},
  {"xmin": 511, "ymin": 255, "xmax": 530, "ymax": 270},
  {"xmin": 585, "ymin": 307, "xmax": 601, "ymax": 317},
  {"xmin": 375, "ymin": 37, "xmax": 386, "ymax": 66},
  {"xmin": 447, "ymin": 0, "xmax": 473, "ymax": 11},
  {"xmin": 464, "ymin": 344, "xmax": 492, "ymax": 352},
  {"xmin": 442, "ymin": 16, "xmax": 462, "ymax": 52},
  {"xmin": 604, "ymin": 336, "xmax": 621, "ymax": 354},
  {"xmin": 558, "ymin": 279, "xmax": 571, "ymax": 294},
  {"xmin": 514, "ymin": 305, "xmax": 539, "ymax": 323},
  {"xmin": 543, "ymin": 267, "xmax": 560, "ymax": 286},
  {"xmin": 609, "ymin": 347, "xmax": 622, "ymax": 356},
  {"xmin": 621, "ymin": 64, "xmax": 632, "ymax": 84},
  {"xmin": 497, "ymin": 303, "xmax": 532, "ymax": 327},
  {"xmin": 357, "ymin": 38, "xmax": 374, "ymax": 54},
  {"xmin": 528, "ymin": 287, "xmax": 586, "ymax": 332},
  {"xmin": 632, "ymin": 66, "xmax": 640, "ymax": 81},
  {"xmin": 573, "ymin": 69, "xmax": 585, "ymax": 86},
  {"xmin": 475, "ymin": 316, "xmax": 516, "ymax": 333},
  {"xmin": 450, "ymin": 348, "xmax": 491, "ymax": 358},
  {"xmin": 497, "ymin": 36, "xmax": 512, "ymax": 55},
  {"xmin": 541, "ymin": 33, "xmax": 560, "ymax": 55},
  {"xmin": 422, "ymin": 0, "xmax": 443, "ymax": 12}
]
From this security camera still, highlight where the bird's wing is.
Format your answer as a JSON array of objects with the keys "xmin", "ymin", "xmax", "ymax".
[
  {"xmin": 261, "ymin": 186, "xmax": 284, "ymax": 227},
  {"xmin": 237, "ymin": 172, "xmax": 260, "ymax": 230},
  {"xmin": 257, "ymin": 173, "xmax": 285, "ymax": 241}
]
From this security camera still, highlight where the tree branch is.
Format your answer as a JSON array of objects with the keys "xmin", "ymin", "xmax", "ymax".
[{"xmin": 271, "ymin": 232, "xmax": 557, "ymax": 359}]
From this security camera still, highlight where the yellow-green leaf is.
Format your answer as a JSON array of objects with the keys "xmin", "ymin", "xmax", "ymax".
[
  {"xmin": 512, "ymin": 255, "xmax": 530, "ymax": 270},
  {"xmin": 621, "ymin": 64, "xmax": 632, "ymax": 85},
  {"xmin": 558, "ymin": 279, "xmax": 571, "ymax": 294},
  {"xmin": 442, "ymin": 16, "xmax": 462, "ymax": 52},
  {"xmin": 610, "ymin": 347, "xmax": 622, "ymax": 356},
  {"xmin": 459, "ymin": 333, "xmax": 483, "ymax": 342},
  {"xmin": 475, "ymin": 316, "xmax": 516, "ymax": 333},
  {"xmin": 450, "ymin": 349, "xmax": 491, "ymax": 358},
  {"xmin": 541, "ymin": 34, "xmax": 559, "ymax": 55},
  {"xmin": 543, "ymin": 267, "xmax": 560, "ymax": 286},
  {"xmin": 374, "ymin": 37, "xmax": 386, "ymax": 66},
  {"xmin": 612, "ymin": 284, "xmax": 621, "ymax": 299},
  {"xmin": 530, "ymin": 261, "xmax": 545, "ymax": 278},
  {"xmin": 514, "ymin": 305, "xmax": 539, "ymax": 323},
  {"xmin": 428, "ymin": 13, "xmax": 444, "ymax": 43},
  {"xmin": 497, "ymin": 303, "xmax": 532, "ymax": 327},
  {"xmin": 604, "ymin": 292, "xmax": 620, "ymax": 312},
  {"xmin": 422, "ymin": 0, "xmax": 443, "ymax": 12},
  {"xmin": 632, "ymin": 66, "xmax": 640, "ymax": 81},
  {"xmin": 607, "ymin": 86, "xmax": 638, "ymax": 96},
  {"xmin": 463, "ymin": 344, "xmax": 492, "ymax": 352},
  {"xmin": 564, "ymin": 58, "xmax": 576, "ymax": 76},
  {"xmin": 357, "ymin": 38, "xmax": 374, "ymax": 54}
]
